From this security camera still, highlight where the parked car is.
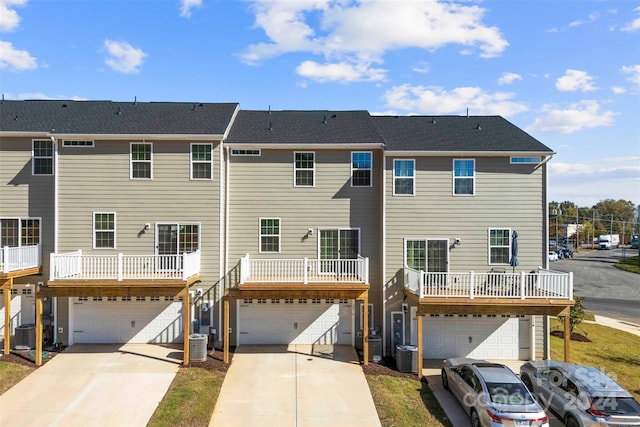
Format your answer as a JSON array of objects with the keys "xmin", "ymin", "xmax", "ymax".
[
  {"xmin": 441, "ymin": 358, "xmax": 549, "ymax": 427},
  {"xmin": 548, "ymin": 251, "xmax": 559, "ymax": 262},
  {"xmin": 559, "ymin": 248, "xmax": 573, "ymax": 259},
  {"xmin": 520, "ymin": 360, "xmax": 640, "ymax": 427}
]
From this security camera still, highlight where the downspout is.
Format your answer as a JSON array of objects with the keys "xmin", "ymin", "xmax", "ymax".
[
  {"xmin": 222, "ymin": 145, "xmax": 230, "ymax": 344},
  {"xmin": 381, "ymin": 149, "xmax": 387, "ymax": 356},
  {"xmin": 218, "ymin": 142, "xmax": 225, "ymax": 341},
  {"xmin": 51, "ymin": 135, "xmax": 59, "ymax": 345}
]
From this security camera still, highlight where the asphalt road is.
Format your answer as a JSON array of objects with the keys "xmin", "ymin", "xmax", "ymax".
[{"xmin": 549, "ymin": 247, "xmax": 640, "ymax": 325}]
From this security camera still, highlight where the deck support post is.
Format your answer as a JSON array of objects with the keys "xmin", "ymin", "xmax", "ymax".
[
  {"xmin": 35, "ymin": 293, "xmax": 43, "ymax": 365},
  {"xmin": 183, "ymin": 287, "xmax": 190, "ymax": 365},
  {"xmin": 223, "ymin": 296, "xmax": 230, "ymax": 364},
  {"xmin": 2, "ymin": 279, "xmax": 12, "ymax": 355},
  {"xmin": 362, "ymin": 291, "xmax": 368, "ymax": 366},
  {"xmin": 417, "ymin": 311, "xmax": 423, "ymax": 377},
  {"xmin": 563, "ymin": 314, "xmax": 571, "ymax": 363}
]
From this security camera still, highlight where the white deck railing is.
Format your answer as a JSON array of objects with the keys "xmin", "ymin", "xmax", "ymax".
[
  {"xmin": 404, "ymin": 267, "xmax": 573, "ymax": 300},
  {"xmin": 1, "ymin": 245, "xmax": 41, "ymax": 274},
  {"xmin": 49, "ymin": 249, "xmax": 200, "ymax": 281},
  {"xmin": 240, "ymin": 254, "xmax": 369, "ymax": 284}
]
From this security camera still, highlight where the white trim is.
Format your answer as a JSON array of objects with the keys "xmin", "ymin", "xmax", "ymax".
[
  {"xmin": 48, "ymin": 133, "xmax": 225, "ymax": 141},
  {"xmin": 452, "ymin": 158, "xmax": 475, "ymax": 196},
  {"xmin": 382, "ymin": 154, "xmax": 387, "ymax": 355},
  {"xmin": 226, "ymin": 143, "xmax": 384, "ymax": 150},
  {"xmin": 190, "ymin": 143, "xmax": 213, "ymax": 181},
  {"xmin": 130, "ymin": 142, "xmax": 153, "ymax": 180},
  {"xmin": 487, "ymin": 227, "xmax": 511, "ymax": 265},
  {"xmin": 359, "ymin": 303, "xmax": 374, "ymax": 331},
  {"xmin": 392, "ymin": 159, "xmax": 415, "ymax": 196},
  {"xmin": 293, "ymin": 151, "xmax": 315, "ymax": 187},
  {"xmin": 93, "ymin": 212, "xmax": 116, "ymax": 249},
  {"xmin": 317, "ymin": 227, "xmax": 361, "ymax": 260},
  {"xmin": 385, "ymin": 150, "xmax": 555, "ymax": 157},
  {"xmin": 259, "ymin": 217, "xmax": 281, "ymax": 253},
  {"xmin": 54, "ymin": 138, "xmax": 59, "ymax": 253},
  {"xmin": 350, "ymin": 151, "xmax": 373, "ymax": 187},
  {"xmin": 403, "ymin": 237, "xmax": 450, "ymax": 272},
  {"xmin": 154, "ymin": 222, "xmax": 202, "ymax": 255}
]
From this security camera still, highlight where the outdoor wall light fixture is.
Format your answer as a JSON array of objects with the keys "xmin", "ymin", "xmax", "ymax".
[
  {"xmin": 455, "ymin": 238, "xmax": 461, "ymax": 245},
  {"xmin": 144, "ymin": 223, "xmax": 150, "ymax": 230}
]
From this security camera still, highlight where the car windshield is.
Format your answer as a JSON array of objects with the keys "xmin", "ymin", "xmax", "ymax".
[
  {"xmin": 486, "ymin": 382, "xmax": 535, "ymax": 405},
  {"xmin": 594, "ymin": 397, "xmax": 640, "ymax": 415}
]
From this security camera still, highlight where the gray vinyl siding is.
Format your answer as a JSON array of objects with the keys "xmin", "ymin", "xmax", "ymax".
[
  {"xmin": 226, "ymin": 148, "xmax": 383, "ymax": 343},
  {"xmin": 0, "ymin": 137, "xmax": 55, "ymax": 284},
  {"xmin": 56, "ymin": 139, "xmax": 222, "ymax": 292},
  {"xmin": 384, "ymin": 155, "xmax": 546, "ymax": 340}
]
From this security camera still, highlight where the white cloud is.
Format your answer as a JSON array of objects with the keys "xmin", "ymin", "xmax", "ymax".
[
  {"xmin": 621, "ymin": 64, "xmax": 640, "ymax": 87},
  {"xmin": 621, "ymin": 6, "xmax": 640, "ymax": 32},
  {"xmin": 411, "ymin": 61, "xmax": 430, "ymax": 74},
  {"xmin": 0, "ymin": 40, "xmax": 36, "ymax": 71},
  {"xmin": 3, "ymin": 92, "xmax": 87, "ymax": 100},
  {"xmin": 383, "ymin": 84, "xmax": 528, "ymax": 117},
  {"xmin": 180, "ymin": 0, "xmax": 202, "ymax": 18},
  {"xmin": 548, "ymin": 157, "xmax": 640, "ymax": 206},
  {"xmin": 0, "ymin": 0, "xmax": 26, "ymax": 32},
  {"xmin": 498, "ymin": 72, "xmax": 522, "ymax": 85},
  {"xmin": 242, "ymin": 0, "xmax": 508, "ymax": 82},
  {"xmin": 103, "ymin": 40, "xmax": 147, "ymax": 74},
  {"xmin": 296, "ymin": 59, "xmax": 386, "ymax": 83},
  {"xmin": 526, "ymin": 100, "xmax": 616, "ymax": 134},
  {"xmin": 555, "ymin": 69, "xmax": 597, "ymax": 92},
  {"xmin": 611, "ymin": 86, "xmax": 626, "ymax": 94},
  {"xmin": 569, "ymin": 13, "xmax": 598, "ymax": 28}
]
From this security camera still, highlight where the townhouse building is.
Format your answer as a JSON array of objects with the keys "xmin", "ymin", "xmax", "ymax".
[{"xmin": 0, "ymin": 100, "xmax": 573, "ymax": 368}]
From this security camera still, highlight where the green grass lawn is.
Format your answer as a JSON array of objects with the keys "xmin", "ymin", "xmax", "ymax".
[
  {"xmin": 0, "ymin": 360, "xmax": 34, "ymax": 395},
  {"xmin": 550, "ymin": 318, "xmax": 640, "ymax": 400},
  {"xmin": 616, "ymin": 254, "xmax": 640, "ymax": 274},
  {"xmin": 147, "ymin": 367, "xmax": 225, "ymax": 427},
  {"xmin": 366, "ymin": 375, "xmax": 453, "ymax": 427}
]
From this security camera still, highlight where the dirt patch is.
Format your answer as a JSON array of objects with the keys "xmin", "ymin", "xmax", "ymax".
[
  {"xmin": 0, "ymin": 346, "xmax": 66, "ymax": 367},
  {"xmin": 188, "ymin": 347, "xmax": 234, "ymax": 372},
  {"xmin": 362, "ymin": 356, "xmax": 421, "ymax": 380},
  {"xmin": 551, "ymin": 330, "xmax": 592, "ymax": 342}
]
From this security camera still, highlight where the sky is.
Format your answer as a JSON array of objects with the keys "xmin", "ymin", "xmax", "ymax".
[{"xmin": 1, "ymin": 0, "xmax": 639, "ymax": 209}]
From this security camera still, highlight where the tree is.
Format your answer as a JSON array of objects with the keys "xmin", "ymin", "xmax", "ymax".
[{"xmin": 559, "ymin": 296, "xmax": 585, "ymax": 337}]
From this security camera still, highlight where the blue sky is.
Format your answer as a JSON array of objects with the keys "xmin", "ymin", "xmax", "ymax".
[{"xmin": 1, "ymin": 0, "xmax": 639, "ymax": 208}]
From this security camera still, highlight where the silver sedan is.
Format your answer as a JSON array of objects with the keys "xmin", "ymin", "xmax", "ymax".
[{"xmin": 442, "ymin": 358, "xmax": 550, "ymax": 427}]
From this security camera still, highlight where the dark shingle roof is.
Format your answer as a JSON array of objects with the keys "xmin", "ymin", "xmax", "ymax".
[
  {"xmin": 226, "ymin": 110, "xmax": 385, "ymax": 145},
  {"xmin": 373, "ymin": 115, "xmax": 553, "ymax": 153},
  {"xmin": 0, "ymin": 100, "xmax": 239, "ymax": 136}
]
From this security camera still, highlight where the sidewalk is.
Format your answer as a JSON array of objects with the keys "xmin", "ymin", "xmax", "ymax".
[{"xmin": 585, "ymin": 315, "xmax": 640, "ymax": 337}]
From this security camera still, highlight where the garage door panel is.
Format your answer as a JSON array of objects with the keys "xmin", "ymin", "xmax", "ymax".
[
  {"xmin": 73, "ymin": 298, "xmax": 183, "ymax": 344},
  {"xmin": 239, "ymin": 300, "xmax": 351, "ymax": 345},
  {"xmin": 423, "ymin": 315, "xmax": 527, "ymax": 360}
]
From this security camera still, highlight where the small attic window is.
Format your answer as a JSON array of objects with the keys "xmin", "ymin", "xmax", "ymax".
[
  {"xmin": 63, "ymin": 140, "xmax": 94, "ymax": 148},
  {"xmin": 510, "ymin": 156, "xmax": 540, "ymax": 164}
]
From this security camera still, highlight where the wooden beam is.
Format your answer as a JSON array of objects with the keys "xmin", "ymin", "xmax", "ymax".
[
  {"xmin": 35, "ymin": 295, "xmax": 43, "ymax": 366},
  {"xmin": 417, "ymin": 312, "xmax": 423, "ymax": 377},
  {"xmin": 223, "ymin": 297, "xmax": 230, "ymax": 364},
  {"xmin": 564, "ymin": 315, "xmax": 571, "ymax": 363},
  {"xmin": 0, "ymin": 267, "xmax": 42, "ymax": 280},
  {"xmin": 38, "ymin": 286, "xmax": 187, "ymax": 298},
  {"xmin": 416, "ymin": 301, "xmax": 573, "ymax": 317},
  {"xmin": 3, "ymin": 278, "xmax": 12, "ymax": 355},
  {"xmin": 183, "ymin": 287, "xmax": 190, "ymax": 366},
  {"xmin": 228, "ymin": 285, "xmax": 369, "ymax": 300},
  {"xmin": 362, "ymin": 292, "xmax": 368, "ymax": 366}
]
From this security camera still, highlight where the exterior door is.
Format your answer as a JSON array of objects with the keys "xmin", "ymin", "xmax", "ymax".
[
  {"xmin": 319, "ymin": 228, "xmax": 359, "ymax": 274},
  {"xmin": 156, "ymin": 223, "xmax": 199, "ymax": 271}
]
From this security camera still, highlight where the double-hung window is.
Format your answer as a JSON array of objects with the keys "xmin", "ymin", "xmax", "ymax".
[
  {"xmin": 191, "ymin": 143, "xmax": 213, "ymax": 180},
  {"xmin": 294, "ymin": 152, "xmax": 315, "ymax": 187},
  {"xmin": 488, "ymin": 228, "xmax": 510, "ymax": 264},
  {"xmin": 453, "ymin": 159, "xmax": 475, "ymax": 195},
  {"xmin": 32, "ymin": 140, "xmax": 54, "ymax": 175},
  {"xmin": 94, "ymin": 212, "xmax": 116, "ymax": 249},
  {"xmin": 131, "ymin": 143, "xmax": 152, "ymax": 179},
  {"xmin": 393, "ymin": 159, "xmax": 415, "ymax": 195},
  {"xmin": 0, "ymin": 218, "xmax": 41, "ymax": 247},
  {"xmin": 351, "ymin": 152, "xmax": 372, "ymax": 187},
  {"xmin": 260, "ymin": 218, "xmax": 280, "ymax": 253}
]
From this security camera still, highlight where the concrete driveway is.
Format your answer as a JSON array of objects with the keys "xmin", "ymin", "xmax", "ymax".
[
  {"xmin": 0, "ymin": 344, "xmax": 180, "ymax": 427},
  {"xmin": 210, "ymin": 344, "xmax": 381, "ymax": 427}
]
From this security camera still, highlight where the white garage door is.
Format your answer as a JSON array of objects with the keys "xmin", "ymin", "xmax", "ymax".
[
  {"xmin": 72, "ymin": 297, "xmax": 184, "ymax": 344},
  {"xmin": 238, "ymin": 299, "xmax": 352, "ymax": 345},
  {"xmin": 423, "ymin": 315, "xmax": 527, "ymax": 360}
]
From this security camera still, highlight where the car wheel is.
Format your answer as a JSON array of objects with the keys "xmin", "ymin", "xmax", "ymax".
[
  {"xmin": 522, "ymin": 374, "xmax": 533, "ymax": 392},
  {"xmin": 565, "ymin": 415, "xmax": 580, "ymax": 427},
  {"xmin": 441, "ymin": 369, "xmax": 449, "ymax": 390},
  {"xmin": 470, "ymin": 409, "xmax": 481, "ymax": 427}
]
